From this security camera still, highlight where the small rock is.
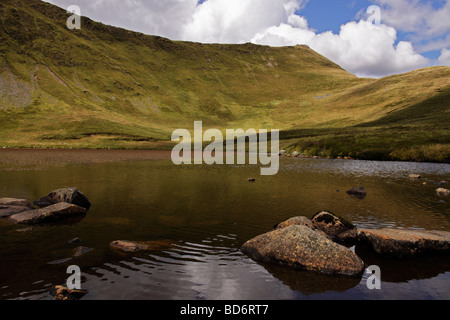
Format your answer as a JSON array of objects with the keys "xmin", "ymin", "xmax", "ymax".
[
  {"xmin": 0, "ymin": 205, "xmax": 32, "ymax": 218},
  {"xmin": 9, "ymin": 202, "xmax": 87, "ymax": 225},
  {"xmin": 0, "ymin": 198, "xmax": 32, "ymax": 207},
  {"xmin": 50, "ymin": 285, "xmax": 88, "ymax": 300},
  {"xmin": 346, "ymin": 186, "xmax": 367, "ymax": 198},
  {"xmin": 312, "ymin": 211, "xmax": 356, "ymax": 240},
  {"xmin": 73, "ymin": 246, "xmax": 93, "ymax": 257},
  {"xmin": 69, "ymin": 237, "xmax": 82, "ymax": 244},
  {"xmin": 437, "ymin": 188, "xmax": 450, "ymax": 196},
  {"xmin": 34, "ymin": 187, "xmax": 91, "ymax": 210},
  {"xmin": 110, "ymin": 240, "xmax": 173, "ymax": 253}
]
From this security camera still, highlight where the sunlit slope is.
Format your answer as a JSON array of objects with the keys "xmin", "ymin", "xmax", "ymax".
[{"xmin": 0, "ymin": 0, "xmax": 449, "ymax": 161}]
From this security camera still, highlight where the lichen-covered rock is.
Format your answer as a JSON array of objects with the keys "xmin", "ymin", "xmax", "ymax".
[
  {"xmin": 357, "ymin": 228, "xmax": 450, "ymax": 258},
  {"xmin": 34, "ymin": 187, "xmax": 91, "ymax": 210},
  {"xmin": 9, "ymin": 202, "xmax": 87, "ymax": 225},
  {"xmin": 241, "ymin": 225, "xmax": 365, "ymax": 277},
  {"xmin": 312, "ymin": 211, "xmax": 356, "ymax": 240}
]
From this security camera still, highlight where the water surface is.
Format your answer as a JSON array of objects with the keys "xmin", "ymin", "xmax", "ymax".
[{"xmin": 0, "ymin": 152, "xmax": 449, "ymax": 300}]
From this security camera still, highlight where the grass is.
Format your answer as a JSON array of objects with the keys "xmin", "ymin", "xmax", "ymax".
[{"xmin": 0, "ymin": 0, "xmax": 449, "ymax": 162}]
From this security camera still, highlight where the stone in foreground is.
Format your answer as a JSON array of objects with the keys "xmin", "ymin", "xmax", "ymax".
[
  {"xmin": 9, "ymin": 202, "xmax": 87, "ymax": 225},
  {"xmin": 50, "ymin": 285, "xmax": 88, "ymax": 300},
  {"xmin": 241, "ymin": 225, "xmax": 365, "ymax": 277},
  {"xmin": 357, "ymin": 228, "xmax": 450, "ymax": 258},
  {"xmin": 34, "ymin": 187, "xmax": 91, "ymax": 210}
]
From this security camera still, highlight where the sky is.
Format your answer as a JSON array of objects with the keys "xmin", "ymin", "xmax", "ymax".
[{"xmin": 44, "ymin": 0, "xmax": 450, "ymax": 78}]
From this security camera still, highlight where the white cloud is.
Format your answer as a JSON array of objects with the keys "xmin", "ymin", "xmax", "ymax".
[
  {"xmin": 181, "ymin": 0, "xmax": 304, "ymax": 43},
  {"xmin": 252, "ymin": 20, "xmax": 428, "ymax": 77},
  {"xmin": 438, "ymin": 48, "xmax": 450, "ymax": 66},
  {"xmin": 373, "ymin": 0, "xmax": 450, "ymax": 39}
]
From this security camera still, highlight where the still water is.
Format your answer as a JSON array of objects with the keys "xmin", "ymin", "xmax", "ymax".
[{"xmin": 0, "ymin": 154, "xmax": 449, "ymax": 300}]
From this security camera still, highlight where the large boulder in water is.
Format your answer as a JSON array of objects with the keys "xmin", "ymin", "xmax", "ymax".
[
  {"xmin": 34, "ymin": 187, "xmax": 91, "ymax": 210},
  {"xmin": 9, "ymin": 202, "xmax": 87, "ymax": 225},
  {"xmin": 241, "ymin": 225, "xmax": 365, "ymax": 277},
  {"xmin": 357, "ymin": 228, "xmax": 450, "ymax": 258}
]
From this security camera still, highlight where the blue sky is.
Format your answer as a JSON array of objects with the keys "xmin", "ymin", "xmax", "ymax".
[
  {"xmin": 299, "ymin": 0, "xmax": 447, "ymax": 62},
  {"xmin": 46, "ymin": 0, "xmax": 450, "ymax": 77}
]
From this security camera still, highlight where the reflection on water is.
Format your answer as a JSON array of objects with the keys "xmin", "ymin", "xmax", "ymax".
[{"xmin": 0, "ymin": 156, "xmax": 449, "ymax": 300}]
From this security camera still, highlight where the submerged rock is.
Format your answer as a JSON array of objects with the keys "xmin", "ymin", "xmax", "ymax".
[
  {"xmin": 34, "ymin": 187, "xmax": 91, "ymax": 210},
  {"xmin": 50, "ymin": 285, "xmax": 88, "ymax": 300},
  {"xmin": 241, "ymin": 225, "xmax": 365, "ymax": 277},
  {"xmin": 312, "ymin": 211, "xmax": 356, "ymax": 240},
  {"xmin": 357, "ymin": 228, "xmax": 450, "ymax": 258},
  {"xmin": 9, "ymin": 202, "xmax": 87, "ymax": 225},
  {"xmin": 73, "ymin": 246, "xmax": 94, "ymax": 257},
  {"xmin": 346, "ymin": 187, "xmax": 367, "ymax": 198}
]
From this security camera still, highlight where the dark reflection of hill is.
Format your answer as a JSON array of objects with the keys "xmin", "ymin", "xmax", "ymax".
[
  {"xmin": 259, "ymin": 262, "xmax": 361, "ymax": 295},
  {"xmin": 355, "ymin": 245, "xmax": 450, "ymax": 283}
]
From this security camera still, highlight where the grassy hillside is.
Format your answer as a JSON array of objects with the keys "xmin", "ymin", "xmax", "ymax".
[{"xmin": 0, "ymin": 0, "xmax": 449, "ymax": 162}]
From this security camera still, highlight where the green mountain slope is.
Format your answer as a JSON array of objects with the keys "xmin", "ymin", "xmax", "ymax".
[{"xmin": 0, "ymin": 0, "xmax": 449, "ymax": 161}]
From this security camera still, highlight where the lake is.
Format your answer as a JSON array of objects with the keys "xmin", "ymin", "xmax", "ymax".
[{"xmin": 0, "ymin": 150, "xmax": 449, "ymax": 300}]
